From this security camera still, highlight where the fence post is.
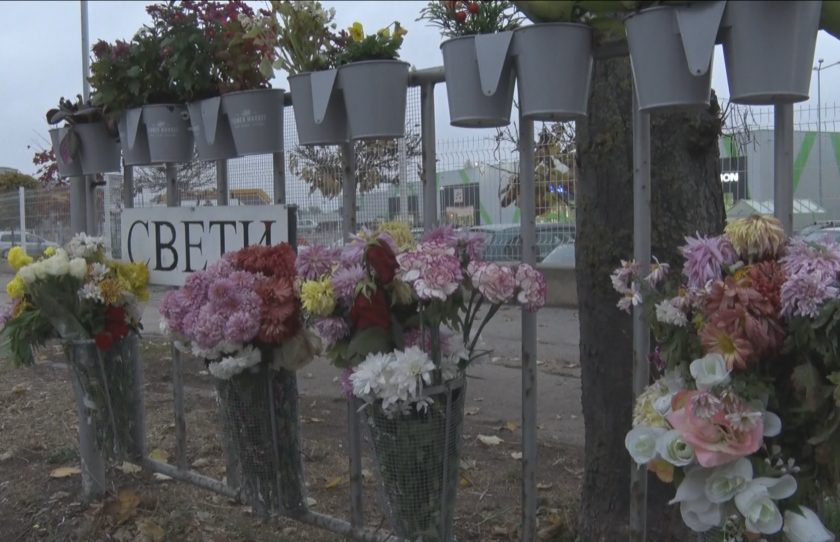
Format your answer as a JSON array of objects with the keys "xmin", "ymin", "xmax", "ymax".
[
  {"xmin": 421, "ymin": 82, "xmax": 438, "ymax": 230},
  {"xmin": 18, "ymin": 186, "xmax": 27, "ymax": 254},
  {"xmin": 102, "ymin": 175, "xmax": 113, "ymax": 258}
]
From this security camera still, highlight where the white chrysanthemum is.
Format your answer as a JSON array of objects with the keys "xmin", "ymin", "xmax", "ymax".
[
  {"xmin": 79, "ymin": 283, "xmax": 103, "ymax": 303},
  {"xmin": 655, "ymin": 300, "xmax": 688, "ymax": 327},
  {"xmin": 387, "ymin": 346, "xmax": 435, "ymax": 409},
  {"xmin": 18, "ymin": 264, "xmax": 37, "ymax": 284},
  {"xmin": 69, "ymin": 258, "xmax": 88, "ymax": 280},
  {"xmin": 67, "ymin": 233, "xmax": 105, "ymax": 259},
  {"xmin": 43, "ymin": 253, "xmax": 70, "ymax": 277},
  {"xmin": 89, "ymin": 262, "xmax": 109, "ymax": 282},
  {"xmin": 207, "ymin": 346, "xmax": 262, "ymax": 380},
  {"xmin": 350, "ymin": 352, "xmax": 396, "ymax": 401}
]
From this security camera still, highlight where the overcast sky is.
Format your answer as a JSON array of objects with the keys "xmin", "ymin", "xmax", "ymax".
[{"xmin": 2, "ymin": 0, "xmax": 840, "ymax": 176}]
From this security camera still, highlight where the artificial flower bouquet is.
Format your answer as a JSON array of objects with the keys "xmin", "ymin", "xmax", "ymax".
[
  {"xmin": 0, "ymin": 234, "xmax": 150, "ymax": 458},
  {"xmin": 159, "ymin": 243, "xmax": 317, "ymax": 513},
  {"xmin": 298, "ymin": 221, "xmax": 546, "ymax": 541},
  {"xmin": 418, "ymin": 0, "xmax": 522, "ymax": 37},
  {"xmin": 618, "ymin": 215, "xmax": 838, "ymax": 542}
]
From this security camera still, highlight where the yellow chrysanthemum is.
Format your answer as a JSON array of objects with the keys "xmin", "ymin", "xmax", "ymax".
[
  {"xmin": 692, "ymin": 311, "xmax": 707, "ymax": 333},
  {"xmin": 724, "ymin": 214, "xmax": 787, "ymax": 261},
  {"xmin": 12, "ymin": 300, "xmax": 28, "ymax": 318},
  {"xmin": 632, "ymin": 380, "xmax": 671, "ymax": 429},
  {"xmin": 43, "ymin": 246, "xmax": 56, "ymax": 257},
  {"xmin": 98, "ymin": 278, "xmax": 124, "ymax": 306},
  {"xmin": 349, "ymin": 22, "xmax": 364, "ymax": 41},
  {"xmin": 7, "ymin": 246, "xmax": 33, "ymax": 271},
  {"xmin": 5, "ymin": 274, "xmax": 25, "ymax": 299},
  {"xmin": 300, "ymin": 278, "xmax": 336, "ymax": 316},
  {"xmin": 377, "ymin": 221, "xmax": 415, "ymax": 251},
  {"xmin": 108, "ymin": 261, "xmax": 150, "ymax": 302},
  {"xmin": 732, "ymin": 264, "xmax": 753, "ymax": 282}
]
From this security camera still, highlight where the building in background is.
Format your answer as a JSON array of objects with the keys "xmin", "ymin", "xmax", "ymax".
[{"xmin": 0, "ymin": 166, "xmax": 19, "ymax": 174}]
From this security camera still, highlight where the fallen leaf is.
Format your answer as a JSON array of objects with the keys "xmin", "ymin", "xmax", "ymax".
[
  {"xmin": 510, "ymin": 452, "xmax": 523, "ymax": 460},
  {"xmin": 49, "ymin": 491, "xmax": 70, "ymax": 501},
  {"xmin": 474, "ymin": 397, "xmax": 484, "ymax": 402},
  {"xmin": 477, "ymin": 435, "xmax": 503, "ymax": 447},
  {"xmin": 309, "ymin": 400, "xmax": 317, "ymax": 408},
  {"xmin": 547, "ymin": 513, "xmax": 562, "ymax": 525},
  {"xmin": 536, "ymin": 360, "xmax": 545, "ymax": 366},
  {"xmin": 153, "ymin": 473, "xmax": 172, "ymax": 481},
  {"xmin": 119, "ymin": 461, "xmax": 141, "ymax": 474},
  {"xmin": 506, "ymin": 421, "xmax": 517, "ymax": 432},
  {"xmin": 537, "ymin": 483, "xmax": 554, "ymax": 490},
  {"xmin": 537, "ymin": 424, "xmax": 545, "ymax": 430},
  {"xmin": 50, "ymin": 466, "xmax": 81, "ymax": 478},
  {"xmin": 0, "ymin": 451, "xmax": 12, "ymax": 461},
  {"xmin": 103, "ymin": 488, "xmax": 140, "ymax": 526},
  {"xmin": 191, "ymin": 458, "xmax": 210, "ymax": 468},
  {"xmin": 149, "ymin": 449, "xmax": 169, "ymax": 463},
  {"xmin": 570, "ymin": 415, "xmax": 577, "ymax": 420},
  {"xmin": 324, "ymin": 476, "xmax": 344, "ymax": 489},
  {"xmin": 555, "ymin": 414, "xmax": 563, "ymax": 420},
  {"xmin": 198, "ymin": 370, "xmax": 209, "ymax": 376},
  {"xmin": 459, "ymin": 475, "xmax": 472, "ymax": 487},
  {"xmin": 465, "ymin": 407, "xmax": 480, "ymax": 416},
  {"xmin": 305, "ymin": 373, "xmax": 314, "ymax": 379},
  {"xmin": 139, "ymin": 519, "xmax": 166, "ymax": 541},
  {"xmin": 361, "ymin": 469, "xmax": 372, "ymax": 479},
  {"xmin": 460, "ymin": 459, "xmax": 476, "ymax": 471},
  {"xmin": 306, "ymin": 497, "xmax": 317, "ymax": 507},
  {"xmin": 11, "ymin": 384, "xmax": 25, "ymax": 394}
]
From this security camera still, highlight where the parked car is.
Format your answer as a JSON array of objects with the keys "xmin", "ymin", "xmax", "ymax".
[
  {"xmin": 803, "ymin": 227, "xmax": 840, "ymax": 244},
  {"xmin": 297, "ymin": 218, "xmax": 319, "ymax": 233},
  {"xmin": 542, "ymin": 242, "xmax": 576, "ymax": 266},
  {"xmin": 0, "ymin": 231, "xmax": 59, "ymax": 258},
  {"xmin": 470, "ymin": 223, "xmax": 576, "ymax": 263}
]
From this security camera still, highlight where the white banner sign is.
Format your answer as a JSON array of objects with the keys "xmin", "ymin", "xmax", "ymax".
[{"xmin": 121, "ymin": 205, "xmax": 290, "ymax": 286}]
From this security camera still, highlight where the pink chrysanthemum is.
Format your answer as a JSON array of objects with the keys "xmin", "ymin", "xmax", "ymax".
[
  {"xmin": 780, "ymin": 237, "xmax": 840, "ymax": 280},
  {"xmin": 224, "ymin": 309, "xmax": 261, "ymax": 344},
  {"xmin": 457, "ymin": 228, "xmax": 487, "ymax": 261},
  {"xmin": 315, "ymin": 316, "xmax": 351, "ymax": 347},
  {"xmin": 340, "ymin": 367, "xmax": 354, "ymax": 399},
  {"xmin": 780, "ymin": 271, "xmax": 839, "ymax": 319},
  {"xmin": 341, "ymin": 241, "xmax": 367, "ymax": 266},
  {"xmin": 207, "ymin": 278, "xmax": 240, "ymax": 313},
  {"xmin": 422, "ymin": 225, "xmax": 459, "ymax": 247},
  {"xmin": 516, "ymin": 264, "xmax": 547, "ymax": 312},
  {"xmin": 296, "ymin": 244, "xmax": 340, "ymax": 280},
  {"xmin": 404, "ymin": 327, "xmax": 453, "ymax": 356},
  {"xmin": 331, "ymin": 264, "xmax": 365, "ymax": 303},
  {"xmin": 680, "ymin": 233, "xmax": 739, "ymax": 289}
]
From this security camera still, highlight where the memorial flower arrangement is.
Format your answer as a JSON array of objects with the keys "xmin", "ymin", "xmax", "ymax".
[
  {"xmin": 0, "ymin": 234, "xmax": 149, "ymax": 367},
  {"xmin": 617, "ymin": 215, "xmax": 838, "ymax": 541},
  {"xmin": 418, "ymin": 0, "xmax": 522, "ymax": 37}
]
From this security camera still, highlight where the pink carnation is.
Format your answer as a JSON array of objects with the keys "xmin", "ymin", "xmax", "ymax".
[
  {"xmin": 397, "ymin": 251, "xmax": 430, "ymax": 283},
  {"xmin": 414, "ymin": 254, "xmax": 463, "ymax": 301},
  {"xmin": 468, "ymin": 261, "xmax": 515, "ymax": 304},
  {"xmin": 516, "ymin": 264, "xmax": 546, "ymax": 312}
]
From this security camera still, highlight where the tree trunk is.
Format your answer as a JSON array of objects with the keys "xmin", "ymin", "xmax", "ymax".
[{"xmin": 575, "ymin": 57, "xmax": 726, "ymax": 541}]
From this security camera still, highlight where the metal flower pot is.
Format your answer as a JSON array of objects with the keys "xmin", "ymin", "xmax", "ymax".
[
  {"xmin": 118, "ymin": 108, "xmax": 152, "ymax": 166},
  {"xmin": 187, "ymin": 98, "xmax": 237, "ymax": 161},
  {"xmin": 338, "ymin": 60, "xmax": 410, "ymax": 140},
  {"xmin": 288, "ymin": 71, "xmax": 348, "ymax": 145},
  {"xmin": 721, "ymin": 1, "xmax": 822, "ymax": 105},
  {"xmin": 75, "ymin": 122, "xmax": 122, "ymax": 174},
  {"xmin": 625, "ymin": 3, "xmax": 725, "ymax": 113},
  {"xmin": 441, "ymin": 33, "xmax": 516, "ymax": 128},
  {"xmin": 49, "ymin": 127, "xmax": 83, "ymax": 178},
  {"xmin": 141, "ymin": 104, "xmax": 195, "ymax": 164},
  {"xmin": 514, "ymin": 23, "xmax": 593, "ymax": 121},
  {"xmin": 221, "ymin": 88, "xmax": 285, "ymax": 157}
]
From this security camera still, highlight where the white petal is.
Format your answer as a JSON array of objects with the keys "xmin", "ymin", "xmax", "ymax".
[
  {"xmin": 625, "ymin": 426, "xmax": 666, "ymax": 465},
  {"xmin": 762, "ymin": 411, "xmax": 782, "ymax": 437},
  {"xmin": 680, "ymin": 499, "xmax": 720, "ymax": 532},
  {"xmin": 754, "ymin": 475, "xmax": 797, "ymax": 500},
  {"xmin": 669, "ymin": 466, "xmax": 709, "ymax": 505},
  {"xmin": 734, "ymin": 483, "xmax": 767, "ymax": 518},
  {"xmin": 784, "ymin": 507, "xmax": 836, "ymax": 542}
]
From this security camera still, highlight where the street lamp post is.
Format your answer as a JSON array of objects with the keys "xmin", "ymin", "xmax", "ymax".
[{"xmin": 814, "ymin": 59, "xmax": 840, "ymax": 208}]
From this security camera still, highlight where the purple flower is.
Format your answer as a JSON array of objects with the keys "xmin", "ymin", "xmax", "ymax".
[
  {"xmin": 397, "ymin": 251, "xmax": 430, "ymax": 283},
  {"xmin": 404, "ymin": 327, "xmax": 452, "ymax": 356},
  {"xmin": 680, "ymin": 233, "xmax": 739, "ymax": 289},
  {"xmin": 206, "ymin": 258, "xmax": 235, "ymax": 279},
  {"xmin": 224, "ymin": 309, "xmax": 261, "ymax": 343},
  {"xmin": 422, "ymin": 225, "xmax": 458, "ymax": 247},
  {"xmin": 648, "ymin": 346, "xmax": 666, "ymax": 371},
  {"xmin": 192, "ymin": 304, "xmax": 227, "ymax": 349},
  {"xmin": 467, "ymin": 261, "xmax": 515, "ymax": 304},
  {"xmin": 229, "ymin": 270, "xmax": 257, "ymax": 289},
  {"xmin": 414, "ymin": 254, "xmax": 464, "ymax": 301},
  {"xmin": 341, "ymin": 241, "xmax": 366, "ymax": 266},
  {"xmin": 207, "ymin": 278, "xmax": 240, "ymax": 313},
  {"xmin": 296, "ymin": 244, "xmax": 340, "ymax": 280},
  {"xmin": 516, "ymin": 264, "xmax": 547, "ymax": 312},
  {"xmin": 376, "ymin": 232, "xmax": 399, "ymax": 254},
  {"xmin": 0, "ymin": 303, "xmax": 14, "ymax": 325},
  {"xmin": 781, "ymin": 271, "xmax": 839, "ymax": 319},
  {"xmin": 331, "ymin": 265, "xmax": 365, "ymax": 303},
  {"xmin": 315, "ymin": 316, "xmax": 350, "ymax": 347},
  {"xmin": 340, "ymin": 367, "xmax": 354, "ymax": 399},
  {"xmin": 457, "ymin": 229, "xmax": 487, "ymax": 261},
  {"xmin": 780, "ymin": 237, "xmax": 840, "ymax": 279}
]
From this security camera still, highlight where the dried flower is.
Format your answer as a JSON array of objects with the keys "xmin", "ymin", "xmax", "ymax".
[{"xmin": 724, "ymin": 215, "xmax": 787, "ymax": 261}]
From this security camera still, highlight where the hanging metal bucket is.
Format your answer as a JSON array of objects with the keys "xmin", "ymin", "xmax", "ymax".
[
  {"xmin": 338, "ymin": 60, "xmax": 410, "ymax": 140},
  {"xmin": 49, "ymin": 127, "xmax": 83, "ymax": 178},
  {"xmin": 213, "ymin": 361, "xmax": 306, "ymax": 516},
  {"xmin": 76, "ymin": 122, "xmax": 122, "ymax": 175},
  {"xmin": 364, "ymin": 377, "xmax": 467, "ymax": 542},
  {"xmin": 221, "ymin": 88, "xmax": 285, "ymax": 157},
  {"xmin": 64, "ymin": 334, "xmax": 146, "ymax": 460}
]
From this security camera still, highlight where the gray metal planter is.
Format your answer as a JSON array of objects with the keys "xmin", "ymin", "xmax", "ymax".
[
  {"xmin": 221, "ymin": 88, "xmax": 285, "ymax": 157},
  {"xmin": 288, "ymin": 71, "xmax": 348, "ymax": 145},
  {"xmin": 141, "ymin": 104, "xmax": 195, "ymax": 164},
  {"xmin": 338, "ymin": 60, "xmax": 410, "ymax": 140},
  {"xmin": 75, "ymin": 123, "xmax": 121, "ymax": 174},
  {"xmin": 513, "ymin": 23, "xmax": 593, "ymax": 122},
  {"xmin": 49, "ymin": 127, "xmax": 83, "ymax": 178},
  {"xmin": 441, "ymin": 33, "xmax": 516, "ymax": 128},
  {"xmin": 721, "ymin": 1, "xmax": 822, "ymax": 105},
  {"xmin": 625, "ymin": 3, "xmax": 725, "ymax": 113},
  {"xmin": 118, "ymin": 108, "xmax": 151, "ymax": 166},
  {"xmin": 187, "ymin": 97, "xmax": 237, "ymax": 161}
]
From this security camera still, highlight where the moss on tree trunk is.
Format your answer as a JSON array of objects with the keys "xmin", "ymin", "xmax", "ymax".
[{"xmin": 575, "ymin": 57, "xmax": 726, "ymax": 541}]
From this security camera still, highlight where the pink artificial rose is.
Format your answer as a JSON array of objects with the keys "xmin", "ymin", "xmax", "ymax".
[{"xmin": 667, "ymin": 391, "xmax": 764, "ymax": 468}]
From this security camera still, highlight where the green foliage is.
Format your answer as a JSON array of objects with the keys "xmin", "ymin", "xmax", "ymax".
[
  {"xmin": 336, "ymin": 22, "xmax": 408, "ymax": 64},
  {"xmin": 418, "ymin": 1, "xmax": 523, "ymax": 38},
  {"xmin": 0, "ymin": 171, "xmax": 38, "ymax": 193},
  {"xmin": 46, "ymin": 95, "xmax": 104, "ymax": 127},
  {"xmin": 268, "ymin": 0, "xmax": 340, "ymax": 75}
]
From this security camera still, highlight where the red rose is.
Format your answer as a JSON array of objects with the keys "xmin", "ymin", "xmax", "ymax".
[
  {"xmin": 366, "ymin": 243, "xmax": 398, "ymax": 286},
  {"xmin": 107, "ymin": 306, "xmax": 126, "ymax": 324},
  {"xmin": 95, "ymin": 332, "xmax": 113, "ymax": 351},
  {"xmin": 109, "ymin": 321, "xmax": 130, "ymax": 340},
  {"xmin": 351, "ymin": 288, "xmax": 391, "ymax": 330}
]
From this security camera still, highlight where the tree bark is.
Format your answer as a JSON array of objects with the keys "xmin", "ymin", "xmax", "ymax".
[{"xmin": 575, "ymin": 57, "xmax": 726, "ymax": 541}]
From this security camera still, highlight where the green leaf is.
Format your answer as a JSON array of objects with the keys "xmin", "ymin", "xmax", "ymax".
[
  {"xmin": 807, "ymin": 411, "xmax": 840, "ymax": 445},
  {"xmin": 391, "ymin": 316, "xmax": 405, "ymax": 350},
  {"xmin": 588, "ymin": 17, "xmax": 627, "ymax": 35},
  {"xmin": 126, "ymin": 66, "xmax": 141, "ymax": 78},
  {"xmin": 792, "ymin": 362, "xmax": 827, "ymax": 412},
  {"xmin": 578, "ymin": 1, "xmax": 628, "ymax": 12},
  {"xmin": 345, "ymin": 326, "xmax": 393, "ymax": 364}
]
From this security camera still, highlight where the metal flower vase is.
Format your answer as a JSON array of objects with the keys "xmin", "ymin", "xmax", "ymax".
[
  {"xmin": 721, "ymin": 1, "xmax": 822, "ymax": 105},
  {"xmin": 221, "ymin": 88, "xmax": 285, "ymax": 156},
  {"xmin": 65, "ymin": 334, "xmax": 146, "ymax": 460},
  {"xmin": 288, "ymin": 71, "xmax": 348, "ymax": 145},
  {"xmin": 75, "ymin": 123, "xmax": 122, "ymax": 175},
  {"xmin": 49, "ymin": 127, "xmax": 83, "ymax": 177},
  {"xmin": 338, "ymin": 60, "xmax": 410, "ymax": 140},
  {"xmin": 624, "ymin": 2, "xmax": 725, "ymax": 113},
  {"xmin": 118, "ymin": 109, "xmax": 151, "ymax": 166},
  {"xmin": 440, "ymin": 33, "xmax": 516, "ymax": 128},
  {"xmin": 364, "ymin": 377, "xmax": 467, "ymax": 542},
  {"xmin": 141, "ymin": 104, "xmax": 195, "ymax": 164},
  {"xmin": 513, "ymin": 23, "xmax": 593, "ymax": 121},
  {"xmin": 187, "ymin": 97, "xmax": 237, "ymax": 161},
  {"xmin": 213, "ymin": 362, "xmax": 306, "ymax": 516}
]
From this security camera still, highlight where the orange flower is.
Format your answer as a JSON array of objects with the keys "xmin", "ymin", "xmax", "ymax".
[{"xmin": 700, "ymin": 325, "xmax": 754, "ymax": 370}]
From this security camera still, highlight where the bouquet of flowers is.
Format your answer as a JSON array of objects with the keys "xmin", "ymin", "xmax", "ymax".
[
  {"xmin": 0, "ymin": 234, "xmax": 149, "ymax": 458},
  {"xmin": 618, "ymin": 215, "xmax": 838, "ymax": 542},
  {"xmin": 298, "ymin": 221, "xmax": 546, "ymax": 541},
  {"xmin": 159, "ymin": 243, "xmax": 317, "ymax": 513},
  {"xmin": 418, "ymin": 0, "xmax": 523, "ymax": 38}
]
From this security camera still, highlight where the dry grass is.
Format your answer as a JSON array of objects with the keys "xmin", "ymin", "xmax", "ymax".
[{"xmin": 0, "ymin": 337, "xmax": 583, "ymax": 541}]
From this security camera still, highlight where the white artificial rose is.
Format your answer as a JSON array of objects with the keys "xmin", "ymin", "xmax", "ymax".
[
  {"xmin": 654, "ymin": 394, "xmax": 675, "ymax": 417},
  {"xmin": 33, "ymin": 261, "xmax": 47, "ymax": 280},
  {"xmin": 668, "ymin": 467, "xmax": 723, "ymax": 532},
  {"xmin": 18, "ymin": 264, "xmax": 37, "ymax": 284},
  {"xmin": 655, "ymin": 429, "xmax": 696, "ymax": 467},
  {"xmin": 783, "ymin": 506, "xmax": 836, "ymax": 542},
  {"xmin": 690, "ymin": 353, "xmax": 731, "ymax": 391},
  {"xmin": 734, "ymin": 475, "xmax": 797, "ymax": 535},
  {"xmin": 625, "ymin": 426, "xmax": 666, "ymax": 465},
  {"xmin": 748, "ymin": 399, "xmax": 783, "ymax": 437},
  {"xmin": 44, "ymin": 254, "xmax": 70, "ymax": 277},
  {"xmin": 68, "ymin": 258, "xmax": 88, "ymax": 280},
  {"xmin": 704, "ymin": 457, "xmax": 753, "ymax": 504}
]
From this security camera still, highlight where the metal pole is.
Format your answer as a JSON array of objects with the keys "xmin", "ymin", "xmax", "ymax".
[
  {"xmin": 123, "ymin": 163, "xmax": 134, "ymax": 210},
  {"xmin": 398, "ymin": 137, "xmax": 409, "ymax": 223},
  {"xmin": 629, "ymin": 88, "xmax": 651, "ymax": 542},
  {"xmin": 81, "ymin": 1, "xmax": 99, "ymax": 237},
  {"xmin": 816, "ymin": 59, "xmax": 823, "ymax": 206},
  {"xmin": 774, "ymin": 105, "xmax": 795, "ymax": 235},
  {"xmin": 518, "ymin": 110, "xmax": 538, "ymax": 542},
  {"xmin": 18, "ymin": 186, "xmax": 27, "ymax": 254},
  {"xmin": 273, "ymin": 151, "xmax": 286, "ymax": 205},
  {"xmin": 421, "ymin": 83, "xmax": 438, "ymax": 230},
  {"xmin": 216, "ymin": 160, "xmax": 229, "ymax": 206},
  {"xmin": 340, "ymin": 141, "xmax": 364, "ymax": 528}
]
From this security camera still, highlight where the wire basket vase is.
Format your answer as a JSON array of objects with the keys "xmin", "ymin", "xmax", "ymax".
[
  {"xmin": 364, "ymin": 377, "xmax": 467, "ymax": 542},
  {"xmin": 214, "ymin": 362, "xmax": 306, "ymax": 516},
  {"xmin": 64, "ymin": 334, "xmax": 146, "ymax": 460}
]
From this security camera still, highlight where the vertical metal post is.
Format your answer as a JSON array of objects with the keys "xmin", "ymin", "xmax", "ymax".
[
  {"xmin": 70, "ymin": 178, "xmax": 88, "ymax": 235},
  {"xmin": 518, "ymin": 110, "xmax": 538, "ymax": 542},
  {"xmin": 166, "ymin": 163, "xmax": 188, "ymax": 471},
  {"xmin": 340, "ymin": 141, "xmax": 364, "ymax": 528},
  {"xmin": 216, "ymin": 160, "xmax": 229, "ymax": 206},
  {"xmin": 398, "ymin": 137, "xmax": 409, "ymax": 223},
  {"xmin": 18, "ymin": 186, "xmax": 27, "ymax": 254},
  {"xmin": 629, "ymin": 88, "xmax": 652, "ymax": 542},
  {"xmin": 102, "ymin": 175, "xmax": 112, "ymax": 257},
  {"xmin": 273, "ymin": 151, "xmax": 286, "ymax": 205},
  {"xmin": 774, "ymin": 105, "xmax": 795, "ymax": 235},
  {"xmin": 816, "ymin": 61, "xmax": 823, "ymax": 206},
  {"xmin": 123, "ymin": 164, "xmax": 134, "ymax": 210},
  {"xmin": 81, "ymin": 0, "xmax": 98, "ymax": 237},
  {"xmin": 421, "ymin": 83, "xmax": 438, "ymax": 230}
]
